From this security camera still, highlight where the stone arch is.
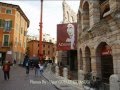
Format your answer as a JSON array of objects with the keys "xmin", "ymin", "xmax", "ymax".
[
  {"xmin": 79, "ymin": 48, "xmax": 83, "ymax": 70},
  {"xmin": 85, "ymin": 46, "xmax": 91, "ymax": 73},
  {"xmin": 96, "ymin": 42, "xmax": 113, "ymax": 83},
  {"xmin": 82, "ymin": 1, "xmax": 90, "ymax": 30}
]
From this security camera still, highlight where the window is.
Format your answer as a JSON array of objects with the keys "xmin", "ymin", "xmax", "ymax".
[
  {"xmin": 48, "ymin": 51, "xmax": 50, "ymax": 55},
  {"xmin": 53, "ymin": 48, "xmax": 54, "ymax": 52},
  {"xmin": 43, "ymin": 44, "xmax": 45, "ymax": 47},
  {"xmin": 0, "ymin": 19, "xmax": 5, "ymax": 28},
  {"xmin": 48, "ymin": 45, "xmax": 50, "ymax": 48},
  {"xmin": 6, "ymin": 9, "xmax": 12, "ymax": 14},
  {"xmin": 43, "ymin": 50, "xmax": 45, "ymax": 55},
  {"xmin": 0, "ymin": 19, "xmax": 2, "ymax": 27},
  {"xmin": 24, "ymin": 31, "xmax": 27, "ymax": 36},
  {"xmin": 38, "ymin": 50, "xmax": 39, "ymax": 54},
  {"xmin": 4, "ymin": 20, "xmax": 12, "ymax": 31},
  {"xmin": 3, "ymin": 35, "xmax": 9, "ymax": 46},
  {"xmin": 100, "ymin": 0, "xmax": 110, "ymax": 18},
  {"xmin": 21, "ymin": 27, "xmax": 23, "ymax": 34}
]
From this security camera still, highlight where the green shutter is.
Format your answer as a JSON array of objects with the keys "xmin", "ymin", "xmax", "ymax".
[
  {"xmin": 0, "ymin": 19, "xmax": 2, "ymax": 27},
  {"xmin": 2, "ymin": 19, "xmax": 5, "ymax": 28},
  {"xmin": 10, "ymin": 20, "xmax": 12, "ymax": 29}
]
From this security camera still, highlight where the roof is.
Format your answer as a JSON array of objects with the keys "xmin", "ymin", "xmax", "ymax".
[{"xmin": 0, "ymin": 2, "xmax": 30, "ymax": 27}]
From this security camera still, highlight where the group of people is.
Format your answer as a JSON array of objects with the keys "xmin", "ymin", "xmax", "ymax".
[
  {"xmin": 24, "ymin": 55, "xmax": 45, "ymax": 76},
  {"xmin": 1, "ymin": 55, "xmax": 46, "ymax": 80}
]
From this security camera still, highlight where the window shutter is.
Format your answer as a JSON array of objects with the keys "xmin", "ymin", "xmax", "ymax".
[
  {"xmin": 10, "ymin": 20, "xmax": 12, "ymax": 29},
  {"xmin": 0, "ymin": 19, "xmax": 2, "ymax": 27},
  {"xmin": 2, "ymin": 19, "xmax": 5, "ymax": 28}
]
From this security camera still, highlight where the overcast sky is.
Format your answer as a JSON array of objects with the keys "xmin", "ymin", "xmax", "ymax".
[{"xmin": 1, "ymin": 0, "xmax": 80, "ymax": 40}]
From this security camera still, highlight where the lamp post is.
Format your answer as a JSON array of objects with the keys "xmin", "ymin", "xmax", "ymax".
[{"xmin": 39, "ymin": 0, "xmax": 43, "ymax": 60}]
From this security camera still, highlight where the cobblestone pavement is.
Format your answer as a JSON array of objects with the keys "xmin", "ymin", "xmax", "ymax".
[{"xmin": 0, "ymin": 65, "xmax": 58, "ymax": 90}]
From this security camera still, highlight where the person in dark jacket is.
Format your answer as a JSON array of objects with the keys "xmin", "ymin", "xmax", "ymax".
[
  {"xmin": 34, "ymin": 62, "xmax": 39, "ymax": 76},
  {"xmin": 2, "ymin": 61, "xmax": 11, "ymax": 80},
  {"xmin": 24, "ymin": 55, "xmax": 30, "ymax": 75}
]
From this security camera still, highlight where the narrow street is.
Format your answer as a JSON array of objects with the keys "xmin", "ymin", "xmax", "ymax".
[{"xmin": 0, "ymin": 66, "xmax": 58, "ymax": 90}]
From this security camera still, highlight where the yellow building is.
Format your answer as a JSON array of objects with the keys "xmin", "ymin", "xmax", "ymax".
[{"xmin": 0, "ymin": 2, "xmax": 29, "ymax": 64}]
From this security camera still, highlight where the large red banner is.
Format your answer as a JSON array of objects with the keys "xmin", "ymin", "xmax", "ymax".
[{"xmin": 57, "ymin": 23, "xmax": 77, "ymax": 51}]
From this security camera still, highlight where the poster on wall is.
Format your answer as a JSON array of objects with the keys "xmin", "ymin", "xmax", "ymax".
[{"xmin": 57, "ymin": 23, "xmax": 77, "ymax": 51}]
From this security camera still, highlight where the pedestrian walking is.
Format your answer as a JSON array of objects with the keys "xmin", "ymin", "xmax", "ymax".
[
  {"xmin": 34, "ymin": 62, "xmax": 39, "ymax": 76},
  {"xmin": 2, "ymin": 61, "xmax": 11, "ymax": 80},
  {"xmin": 38, "ymin": 62, "xmax": 44, "ymax": 76},
  {"xmin": 13, "ymin": 59, "xmax": 16, "ymax": 66},
  {"xmin": 24, "ymin": 55, "xmax": 30, "ymax": 75}
]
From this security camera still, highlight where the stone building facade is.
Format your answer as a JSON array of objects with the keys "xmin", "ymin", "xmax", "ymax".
[
  {"xmin": 77, "ymin": 0, "xmax": 120, "ymax": 88},
  {"xmin": 62, "ymin": 0, "xmax": 77, "ymax": 23}
]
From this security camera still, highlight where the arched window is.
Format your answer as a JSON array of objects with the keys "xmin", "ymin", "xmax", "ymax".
[
  {"xmin": 82, "ymin": 1, "xmax": 90, "ymax": 30},
  {"xmin": 100, "ymin": 0, "xmax": 110, "ymax": 18}
]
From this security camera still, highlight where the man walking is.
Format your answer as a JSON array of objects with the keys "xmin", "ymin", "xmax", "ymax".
[
  {"xmin": 2, "ymin": 61, "xmax": 11, "ymax": 80},
  {"xmin": 24, "ymin": 55, "xmax": 30, "ymax": 75}
]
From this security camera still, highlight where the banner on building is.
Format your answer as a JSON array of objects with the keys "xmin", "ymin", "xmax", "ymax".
[{"xmin": 57, "ymin": 23, "xmax": 77, "ymax": 51}]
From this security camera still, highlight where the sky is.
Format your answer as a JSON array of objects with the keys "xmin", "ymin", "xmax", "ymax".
[{"xmin": 1, "ymin": 0, "xmax": 80, "ymax": 40}]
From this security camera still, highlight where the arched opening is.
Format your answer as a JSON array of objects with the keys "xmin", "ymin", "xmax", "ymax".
[
  {"xmin": 100, "ymin": 0, "xmax": 110, "ymax": 19},
  {"xmin": 85, "ymin": 46, "xmax": 91, "ymax": 72},
  {"xmin": 79, "ymin": 49, "xmax": 83, "ymax": 70},
  {"xmin": 96, "ymin": 42, "xmax": 113, "ymax": 84},
  {"xmin": 82, "ymin": 1, "xmax": 90, "ymax": 30},
  {"xmin": 67, "ymin": 11, "xmax": 69, "ymax": 22}
]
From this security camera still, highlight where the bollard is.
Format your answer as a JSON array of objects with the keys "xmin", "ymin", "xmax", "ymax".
[
  {"xmin": 63, "ymin": 67, "xmax": 68, "ymax": 79},
  {"xmin": 55, "ymin": 66, "xmax": 59, "ymax": 76}
]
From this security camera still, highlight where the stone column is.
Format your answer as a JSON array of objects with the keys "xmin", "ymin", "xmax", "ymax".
[
  {"xmin": 112, "ymin": 44, "xmax": 120, "ymax": 74},
  {"xmin": 55, "ymin": 66, "xmax": 59, "ymax": 76},
  {"xmin": 63, "ymin": 67, "xmax": 68, "ymax": 79},
  {"xmin": 89, "ymin": 0, "xmax": 100, "ymax": 28}
]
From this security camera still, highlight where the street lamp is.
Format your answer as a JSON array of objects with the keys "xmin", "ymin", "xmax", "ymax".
[{"xmin": 39, "ymin": 0, "xmax": 43, "ymax": 60}]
